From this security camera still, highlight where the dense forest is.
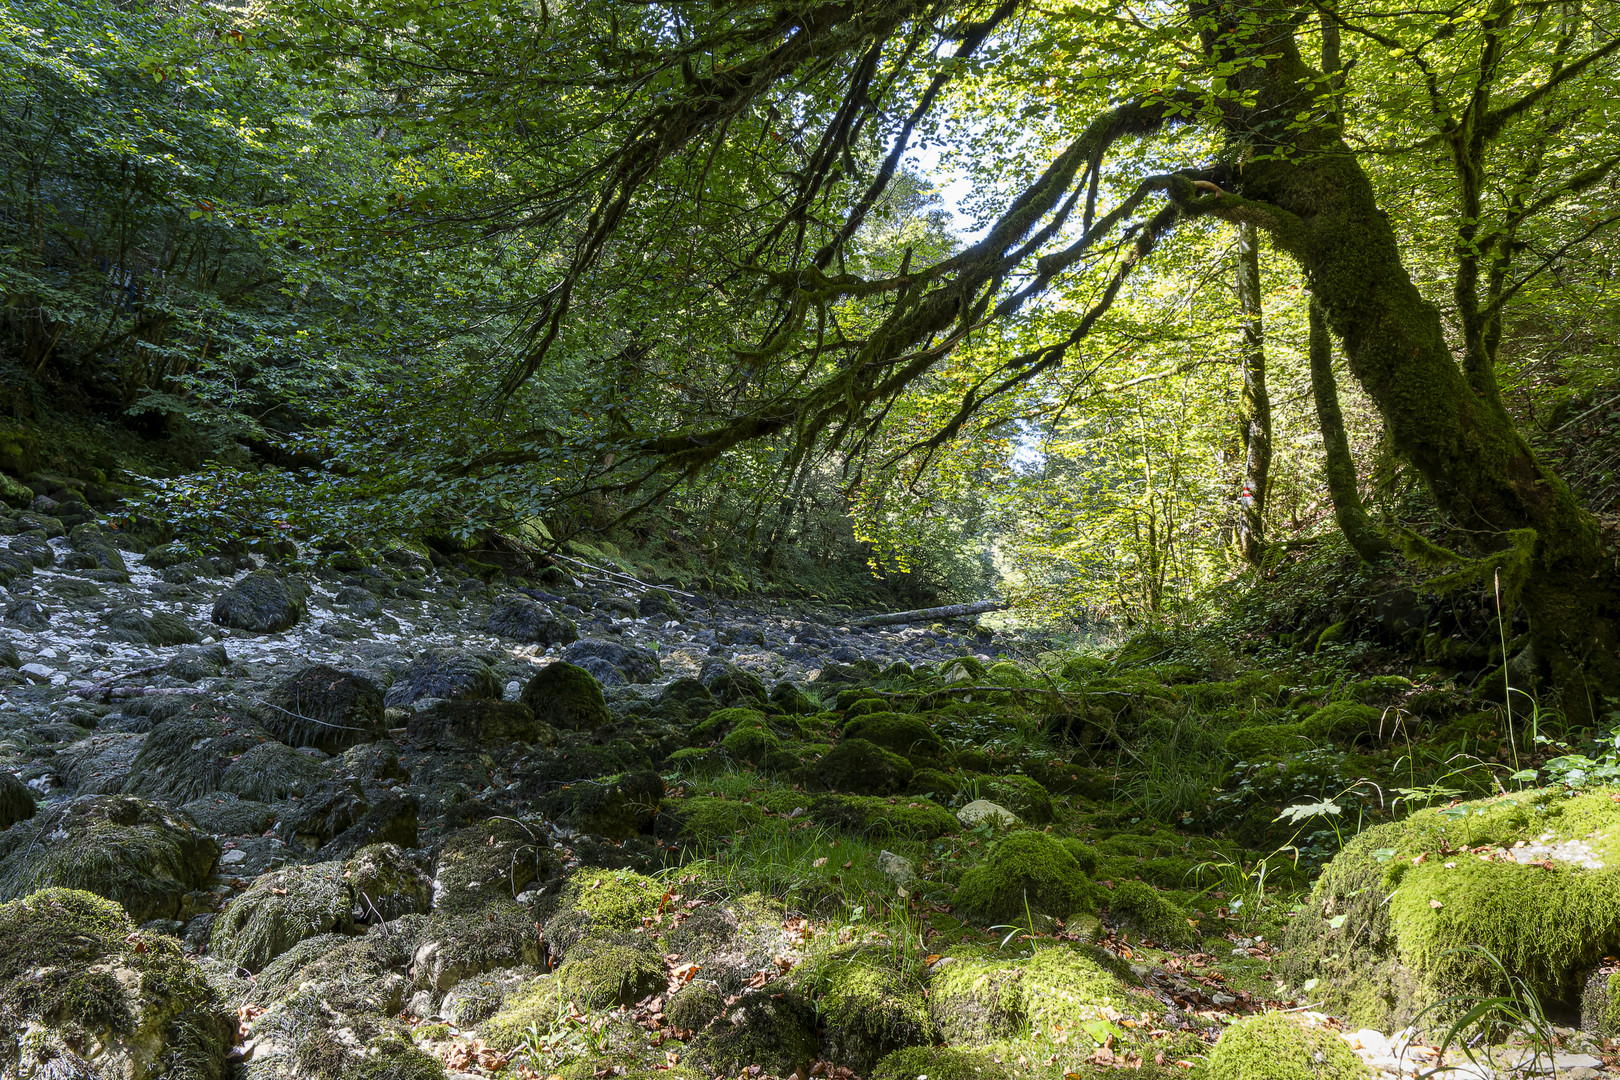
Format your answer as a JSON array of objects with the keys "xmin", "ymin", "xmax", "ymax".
[{"xmin": 2, "ymin": 0, "xmax": 1620, "ymax": 1077}]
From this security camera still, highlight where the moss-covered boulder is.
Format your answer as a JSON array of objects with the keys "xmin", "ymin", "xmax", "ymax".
[
  {"xmin": 125, "ymin": 714, "xmax": 276, "ymax": 804},
  {"xmin": 1107, "ymin": 880, "xmax": 1197, "ymax": 946},
  {"xmin": 656, "ymin": 795, "xmax": 768, "ymax": 845},
  {"xmin": 432, "ymin": 817, "xmax": 556, "ymax": 915},
  {"xmin": 810, "ymin": 794, "xmax": 959, "ymax": 839},
  {"xmin": 556, "ymin": 936, "xmax": 666, "ymax": 1006},
  {"xmin": 0, "ymin": 772, "xmax": 36, "ymax": 829},
  {"xmin": 407, "ymin": 698, "xmax": 556, "ymax": 750},
  {"xmin": 842, "ymin": 712, "xmax": 945, "ymax": 762},
  {"xmin": 656, "ymin": 676, "xmax": 714, "ymax": 720},
  {"xmin": 539, "ymin": 769, "xmax": 664, "ymax": 840},
  {"xmin": 0, "ymin": 795, "xmax": 218, "ymax": 922},
  {"xmin": 218, "ymin": 739, "xmax": 331, "ymax": 802},
  {"xmin": 983, "ymin": 774, "xmax": 1056, "ymax": 824},
  {"xmin": 685, "ymin": 986, "xmax": 819, "ymax": 1076},
  {"xmin": 927, "ymin": 943, "xmax": 1134, "ymax": 1043},
  {"xmin": 1281, "ymin": 785, "xmax": 1620, "ymax": 1033},
  {"xmin": 537, "ymin": 868, "xmax": 663, "ymax": 940},
  {"xmin": 0, "ymin": 889, "xmax": 234, "ymax": 1080},
  {"xmin": 475, "ymin": 976, "xmax": 563, "ymax": 1050},
  {"xmin": 770, "ymin": 680, "xmax": 820, "ymax": 715},
  {"xmin": 347, "ymin": 842, "xmax": 433, "ymax": 922},
  {"xmin": 386, "ymin": 649, "xmax": 501, "ymax": 706},
  {"xmin": 813, "ymin": 737, "xmax": 914, "ymax": 795},
  {"xmin": 234, "ymin": 928, "xmax": 437, "ymax": 1080},
  {"xmin": 521, "ymin": 661, "xmax": 612, "ymax": 730},
  {"xmin": 952, "ymin": 830, "xmax": 1099, "ymax": 925},
  {"xmin": 927, "ymin": 955, "xmax": 1027, "ymax": 1041},
  {"xmin": 263, "ymin": 663, "xmax": 386, "ymax": 753},
  {"xmin": 721, "ymin": 720, "xmax": 781, "ymax": 765},
  {"xmin": 872, "ymin": 1046, "xmax": 1011, "ymax": 1080},
  {"xmin": 1206, "ymin": 1012, "xmax": 1371, "ymax": 1080},
  {"xmin": 487, "ymin": 593, "xmax": 579, "ymax": 645},
  {"xmin": 803, "ymin": 948, "xmax": 934, "ymax": 1072},
  {"xmin": 411, "ymin": 899, "xmax": 541, "ymax": 994},
  {"xmin": 210, "ymin": 862, "xmax": 357, "ymax": 972},
  {"xmin": 703, "ymin": 663, "xmax": 769, "ymax": 707},
  {"xmin": 211, "ymin": 569, "xmax": 305, "ymax": 633}
]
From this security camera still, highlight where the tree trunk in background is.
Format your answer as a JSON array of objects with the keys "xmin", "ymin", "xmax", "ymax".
[
  {"xmin": 1203, "ymin": 4, "xmax": 1620, "ymax": 708},
  {"xmin": 1309, "ymin": 300, "xmax": 1393, "ymax": 563},
  {"xmin": 1234, "ymin": 222, "xmax": 1272, "ymax": 565}
]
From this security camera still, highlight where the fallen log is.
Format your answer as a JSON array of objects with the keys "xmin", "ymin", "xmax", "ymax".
[{"xmin": 852, "ymin": 599, "xmax": 1009, "ymax": 628}]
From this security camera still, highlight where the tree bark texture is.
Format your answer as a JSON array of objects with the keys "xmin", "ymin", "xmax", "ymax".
[
  {"xmin": 1309, "ymin": 300, "xmax": 1393, "ymax": 563},
  {"xmin": 1234, "ymin": 221, "xmax": 1273, "ymax": 564},
  {"xmin": 1197, "ymin": 3, "xmax": 1620, "ymax": 700}
]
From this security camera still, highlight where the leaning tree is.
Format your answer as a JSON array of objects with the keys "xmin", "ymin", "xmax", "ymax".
[{"xmin": 279, "ymin": 0, "xmax": 1620, "ymax": 704}]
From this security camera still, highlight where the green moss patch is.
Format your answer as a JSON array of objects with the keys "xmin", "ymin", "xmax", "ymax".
[
  {"xmin": 1, "ymin": 888, "xmax": 233, "ymax": 1080},
  {"xmin": 521, "ymin": 661, "xmax": 611, "ymax": 730},
  {"xmin": 1206, "ymin": 1012, "xmax": 1370, "ymax": 1080},
  {"xmin": 801, "ymin": 948, "xmax": 934, "ymax": 1072},
  {"xmin": 842, "ymin": 712, "xmax": 945, "ymax": 762},
  {"xmin": 1107, "ymin": 880, "xmax": 1197, "ymax": 947},
  {"xmin": 810, "ymin": 794, "xmax": 959, "ymax": 839},
  {"xmin": 952, "ymin": 831, "xmax": 1099, "ymax": 925},
  {"xmin": 1282, "ymin": 785, "xmax": 1620, "ymax": 1031},
  {"xmin": 813, "ymin": 738, "xmax": 915, "ymax": 795}
]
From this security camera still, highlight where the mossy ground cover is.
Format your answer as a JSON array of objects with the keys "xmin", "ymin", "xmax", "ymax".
[{"xmin": 13, "ymin": 602, "xmax": 1603, "ymax": 1080}]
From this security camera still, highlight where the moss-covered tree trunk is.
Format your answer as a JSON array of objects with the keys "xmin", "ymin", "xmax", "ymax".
[
  {"xmin": 1308, "ymin": 300, "xmax": 1392, "ymax": 563},
  {"xmin": 1234, "ymin": 222, "xmax": 1272, "ymax": 565},
  {"xmin": 1194, "ymin": 3, "xmax": 1620, "ymax": 704}
]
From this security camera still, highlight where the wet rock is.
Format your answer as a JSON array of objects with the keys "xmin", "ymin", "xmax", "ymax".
[
  {"xmin": 276, "ymin": 777, "xmax": 370, "ymax": 852},
  {"xmin": 408, "ymin": 698, "xmax": 556, "ymax": 750},
  {"xmin": 0, "ymin": 795, "xmax": 219, "ymax": 922},
  {"xmin": 340, "ymin": 739, "xmax": 410, "ymax": 783},
  {"xmin": 263, "ymin": 663, "xmax": 386, "ymax": 753},
  {"xmin": 165, "ymin": 643, "xmax": 228, "ymax": 682},
  {"xmin": 385, "ymin": 649, "xmax": 500, "ymax": 707},
  {"xmin": 3, "ymin": 598, "xmax": 48, "ymax": 629},
  {"xmin": 562, "ymin": 637, "xmax": 662, "ymax": 683},
  {"xmin": 180, "ymin": 792, "xmax": 275, "ymax": 836},
  {"xmin": 487, "ymin": 593, "xmax": 579, "ymax": 645},
  {"xmin": 211, "ymin": 570, "xmax": 305, "ymax": 633},
  {"xmin": 0, "ymin": 773, "xmax": 36, "ymax": 829}
]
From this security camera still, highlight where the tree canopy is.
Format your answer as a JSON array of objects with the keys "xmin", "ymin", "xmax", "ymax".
[{"xmin": 4, "ymin": 0, "xmax": 1619, "ymax": 693}]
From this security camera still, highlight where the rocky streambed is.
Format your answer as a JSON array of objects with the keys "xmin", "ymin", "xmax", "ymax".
[{"xmin": 2, "ymin": 491, "xmax": 1619, "ymax": 1080}]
